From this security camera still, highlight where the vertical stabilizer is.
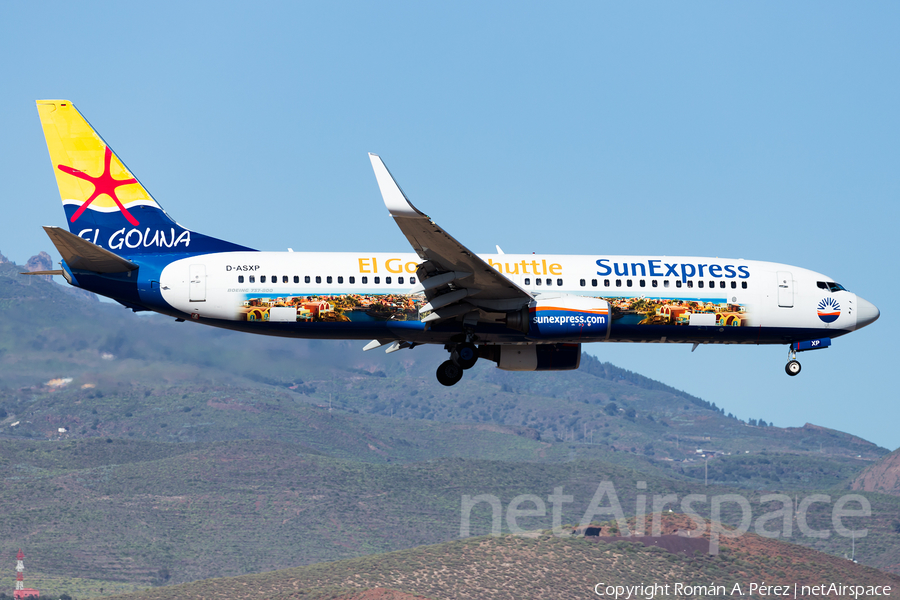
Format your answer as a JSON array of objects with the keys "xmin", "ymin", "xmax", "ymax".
[
  {"xmin": 36, "ymin": 100, "xmax": 253, "ymax": 256},
  {"xmin": 37, "ymin": 100, "xmax": 166, "ymax": 229}
]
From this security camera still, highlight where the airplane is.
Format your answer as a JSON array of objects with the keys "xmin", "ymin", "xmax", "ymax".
[{"xmin": 30, "ymin": 100, "xmax": 880, "ymax": 386}]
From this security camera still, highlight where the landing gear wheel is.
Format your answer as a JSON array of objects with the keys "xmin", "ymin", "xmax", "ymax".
[
  {"xmin": 457, "ymin": 343, "xmax": 479, "ymax": 370},
  {"xmin": 785, "ymin": 360, "xmax": 801, "ymax": 376},
  {"xmin": 436, "ymin": 360, "xmax": 464, "ymax": 386}
]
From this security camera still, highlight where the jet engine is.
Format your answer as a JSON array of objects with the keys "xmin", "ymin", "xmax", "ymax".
[
  {"xmin": 478, "ymin": 343, "xmax": 582, "ymax": 372},
  {"xmin": 506, "ymin": 295, "xmax": 611, "ymax": 341}
]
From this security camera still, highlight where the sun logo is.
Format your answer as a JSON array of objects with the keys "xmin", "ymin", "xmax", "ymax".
[
  {"xmin": 57, "ymin": 146, "xmax": 140, "ymax": 226},
  {"xmin": 817, "ymin": 297, "xmax": 841, "ymax": 323}
]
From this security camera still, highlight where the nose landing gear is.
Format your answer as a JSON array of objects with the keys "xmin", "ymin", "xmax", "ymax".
[
  {"xmin": 784, "ymin": 338, "xmax": 831, "ymax": 376},
  {"xmin": 785, "ymin": 346, "xmax": 801, "ymax": 376},
  {"xmin": 436, "ymin": 341, "xmax": 479, "ymax": 386},
  {"xmin": 785, "ymin": 359, "xmax": 801, "ymax": 376}
]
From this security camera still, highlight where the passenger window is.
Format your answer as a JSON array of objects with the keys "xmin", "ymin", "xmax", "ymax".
[
  {"xmin": 398, "ymin": 277, "xmax": 404, "ymax": 284},
  {"xmin": 316, "ymin": 276, "xmax": 321, "ymax": 284},
  {"xmin": 698, "ymin": 281, "xmax": 704, "ymax": 288},
  {"xmin": 374, "ymin": 277, "xmax": 380, "ymax": 284},
  {"xmin": 249, "ymin": 275, "xmax": 255, "ymax": 283},
  {"xmin": 546, "ymin": 278, "xmax": 552, "ymax": 286},
  {"xmin": 664, "ymin": 280, "xmax": 670, "ymax": 288},
  {"xmin": 580, "ymin": 279, "xmax": 586, "ymax": 287},
  {"xmin": 591, "ymin": 279, "xmax": 597, "ymax": 287},
  {"xmin": 557, "ymin": 278, "xmax": 563, "ymax": 286},
  {"xmin": 687, "ymin": 281, "xmax": 693, "ymax": 288},
  {"xmin": 305, "ymin": 276, "xmax": 310, "ymax": 284},
  {"xmin": 362, "ymin": 276, "xmax": 368, "ymax": 284},
  {"xmin": 326, "ymin": 276, "xmax": 332, "ymax": 284},
  {"xmin": 349, "ymin": 276, "xmax": 355, "ymax": 284},
  {"xmin": 294, "ymin": 276, "xmax": 299, "ymax": 284},
  {"xmin": 709, "ymin": 281, "xmax": 714, "ymax": 289},
  {"xmin": 639, "ymin": 279, "xmax": 645, "ymax": 287},
  {"xmin": 525, "ymin": 278, "xmax": 532, "ymax": 285},
  {"xmin": 410, "ymin": 277, "xmax": 416, "ymax": 284},
  {"xmin": 386, "ymin": 276, "xmax": 392, "ymax": 284},
  {"xmin": 535, "ymin": 278, "xmax": 541, "ymax": 286},
  {"xmin": 604, "ymin": 279, "xmax": 610, "ymax": 287},
  {"xmin": 238, "ymin": 275, "xmax": 244, "ymax": 283},
  {"xmin": 615, "ymin": 279, "xmax": 622, "ymax": 287},
  {"xmin": 741, "ymin": 281, "xmax": 747, "ymax": 289},
  {"xmin": 626, "ymin": 279, "xmax": 632, "ymax": 287},
  {"xmin": 652, "ymin": 280, "xmax": 658, "ymax": 288},
  {"xmin": 676, "ymin": 280, "xmax": 682, "ymax": 288},
  {"xmin": 719, "ymin": 281, "xmax": 726, "ymax": 288},
  {"xmin": 271, "ymin": 276, "xmax": 276, "ymax": 283},
  {"xmin": 261, "ymin": 276, "xmax": 266, "ymax": 283},
  {"xmin": 338, "ymin": 276, "xmax": 343, "ymax": 284},
  {"xmin": 731, "ymin": 281, "xmax": 737, "ymax": 289},
  {"xmin": 283, "ymin": 276, "xmax": 288, "ymax": 283}
]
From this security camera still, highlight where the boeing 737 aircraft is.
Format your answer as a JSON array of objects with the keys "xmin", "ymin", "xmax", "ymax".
[{"xmin": 31, "ymin": 100, "xmax": 879, "ymax": 386}]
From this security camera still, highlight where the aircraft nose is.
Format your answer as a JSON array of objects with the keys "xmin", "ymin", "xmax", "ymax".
[{"xmin": 856, "ymin": 296, "xmax": 880, "ymax": 330}]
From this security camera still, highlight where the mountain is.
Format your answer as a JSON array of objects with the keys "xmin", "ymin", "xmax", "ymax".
[
  {"xmin": 0, "ymin": 259, "xmax": 885, "ymax": 473},
  {"xmin": 853, "ymin": 448, "xmax": 900, "ymax": 496},
  {"xmin": 3, "ymin": 436, "xmax": 900, "ymax": 592},
  {"xmin": 99, "ymin": 514, "xmax": 900, "ymax": 600},
  {"xmin": 2, "ymin": 256, "xmax": 899, "ymax": 597}
]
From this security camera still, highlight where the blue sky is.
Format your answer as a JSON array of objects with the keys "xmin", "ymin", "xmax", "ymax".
[{"xmin": 2, "ymin": 2, "xmax": 897, "ymax": 449}]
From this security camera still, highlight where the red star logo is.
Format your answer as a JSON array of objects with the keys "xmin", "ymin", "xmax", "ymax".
[{"xmin": 57, "ymin": 146, "xmax": 140, "ymax": 226}]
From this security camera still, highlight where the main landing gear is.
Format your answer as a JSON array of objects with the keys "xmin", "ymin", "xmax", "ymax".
[
  {"xmin": 436, "ymin": 341, "xmax": 479, "ymax": 386},
  {"xmin": 785, "ymin": 346, "xmax": 801, "ymax": 376}
]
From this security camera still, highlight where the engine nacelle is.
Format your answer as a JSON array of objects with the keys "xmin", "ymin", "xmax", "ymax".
[
  {"xmin": 479, "ymin": 343, "xmax": 581, "ymax": 371},
  {"xmin": 506, "ymin": 295, "xmax": 611, "ymax": 340}
]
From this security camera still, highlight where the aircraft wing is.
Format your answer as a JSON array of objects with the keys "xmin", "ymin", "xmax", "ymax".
[{"xmin": 368, "ymin": 154, "xmax": 532, "ymax": 324}]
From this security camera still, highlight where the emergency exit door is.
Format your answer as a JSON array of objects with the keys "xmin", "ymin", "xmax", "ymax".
[
  {"xmin": 777, "ymin": 271, "xmax": 793, "ymax": 308},
  {"xmin": 189, "ymin": 264, "xmax": 206, "ymax": 302}
]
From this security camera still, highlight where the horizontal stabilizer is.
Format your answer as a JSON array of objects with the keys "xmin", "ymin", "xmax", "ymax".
[
  {"xmin": 42, "ymin": 226, "xmax": 137, "ymax": 273},
  {"xmin": 21, "ymin": 270, "xmax": 65, "ymax": 276}
]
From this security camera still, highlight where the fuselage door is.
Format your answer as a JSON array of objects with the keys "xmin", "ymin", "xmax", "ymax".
[
  {"xmin": 777, "ymin": 271, "xmax": 793, "ymax": 308},
  {"xmin": 189, "ymin": 264, "xmax": 207, "ymax": 302}
]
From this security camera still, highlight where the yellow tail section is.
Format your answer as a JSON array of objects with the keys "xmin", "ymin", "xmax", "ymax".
[{"xmin": 36, "ymin": 100, "xmax": 160, "ymax": 227}]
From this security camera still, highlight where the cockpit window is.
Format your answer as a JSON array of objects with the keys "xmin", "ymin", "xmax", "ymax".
[{"xmin": 817, "ymin": 281, "xmax": 847, "ymax": 292}]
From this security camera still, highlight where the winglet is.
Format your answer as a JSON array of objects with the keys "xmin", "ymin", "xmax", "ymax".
[{"xmin": 368, "ymin": 153, "xmax": 426, "ymax": 218}]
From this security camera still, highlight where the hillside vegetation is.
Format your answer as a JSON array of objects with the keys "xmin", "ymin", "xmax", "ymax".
[
  {"xmin": 0, "ymin": 260, "xmax": 884, "ymax": 472},
  {"xmin": 3, "ymin": 437, "xmax": 900, "ymax": 588},
  {"xmin": 853, "ymin": 448, "xmax": 900, "ymax": 497},
  {"xmin": 101, "ymin": 515, "xmax": 900, "ymax": 600},
  {"xmin": 1, "ymin": 256, "xmax": 898, "ymax": 597}
]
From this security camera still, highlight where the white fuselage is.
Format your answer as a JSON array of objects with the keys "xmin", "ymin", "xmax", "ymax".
[{"xmin": 157, "ymin": 251, "xmax": 866, "ymax": 346}]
